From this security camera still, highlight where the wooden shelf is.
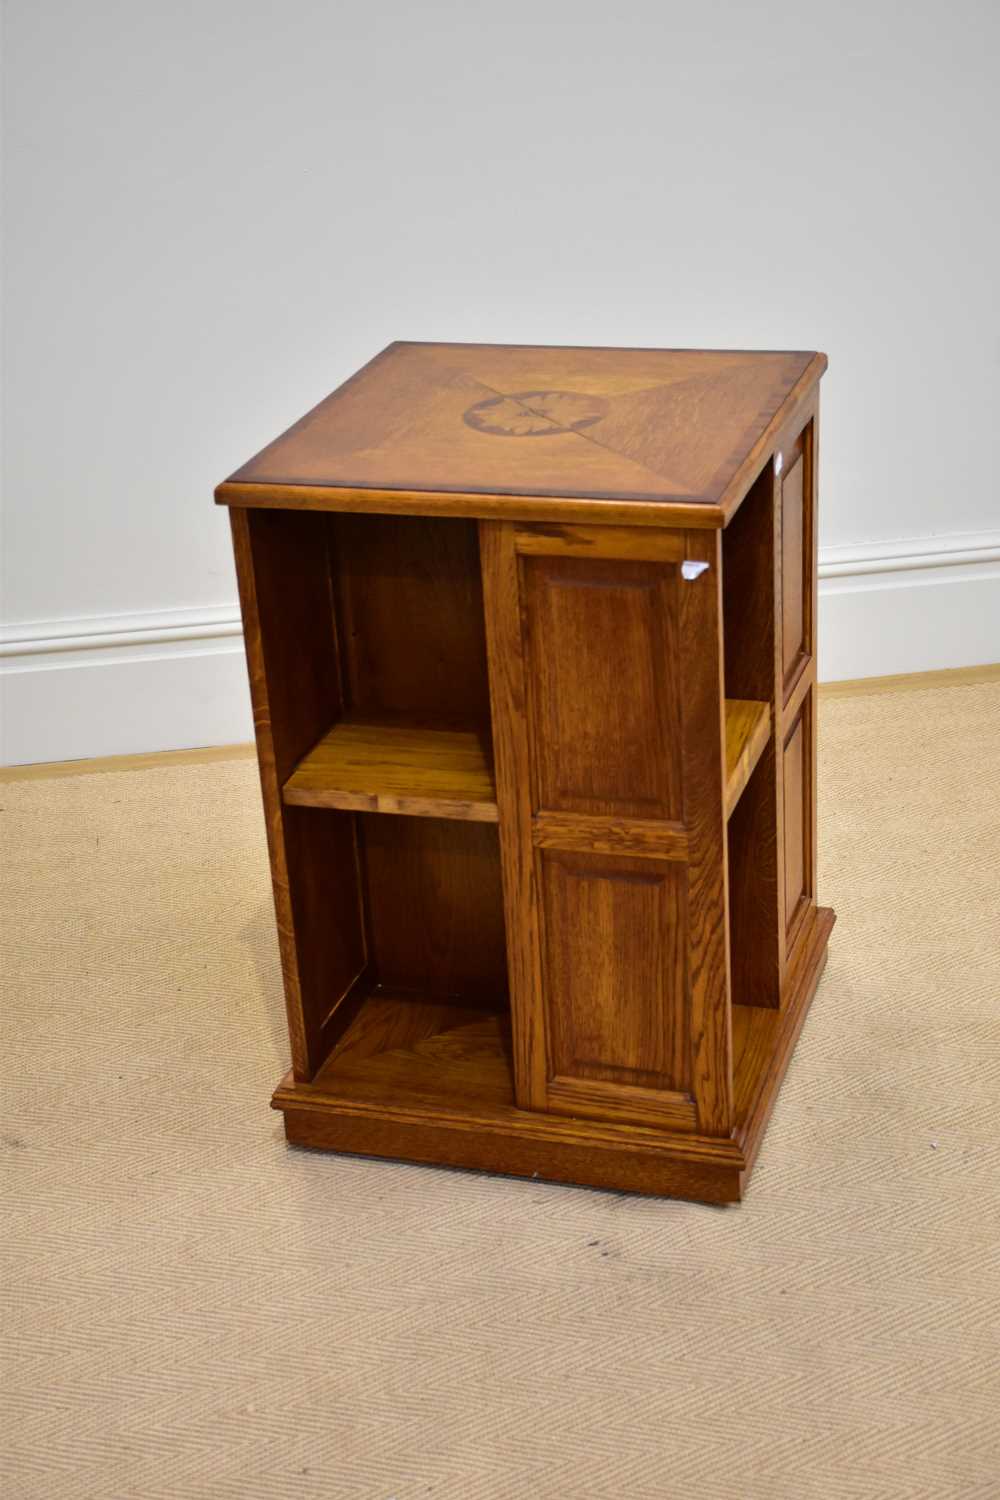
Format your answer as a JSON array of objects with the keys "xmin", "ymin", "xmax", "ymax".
[
  {"xmin": 724, "ymin": 699, "xmax": 770, "ymax": 818},
  {"xmin": 283, "ymin": 703, "xmax": 766, "ymax": 826},
  {"xmin": 282, "ymin": 714, "xmax": 498, "ymax": 823}
]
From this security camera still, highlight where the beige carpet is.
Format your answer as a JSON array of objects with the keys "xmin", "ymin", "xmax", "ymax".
[{"xmin": 2, "ymin": 676, "xmax": 999, "ymax": 1499}]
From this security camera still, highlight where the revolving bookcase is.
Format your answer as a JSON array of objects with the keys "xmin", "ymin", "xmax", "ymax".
[{"xmin": 217, "ymin": 341, "xmax": 834, "ymax": 1203}]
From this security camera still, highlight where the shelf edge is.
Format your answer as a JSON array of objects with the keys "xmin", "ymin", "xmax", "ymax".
[{"xmin": 724, "ymin": 699, "xmax": 771, "ymax": 819}]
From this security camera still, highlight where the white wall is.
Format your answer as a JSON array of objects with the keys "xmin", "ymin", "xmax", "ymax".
[{"xmin": 2, "ymin": 0, "xmax": 998, "ymax": 763}]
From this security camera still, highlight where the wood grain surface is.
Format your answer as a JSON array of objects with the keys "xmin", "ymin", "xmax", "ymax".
[
  {"xmin": 283, "ymin": 715, "xmax": 497, "ymax": 822},
  {"xmin": 225, "ymin": 346, "xmax": 833, "ymax": 1200},
  {"xmin": 230, "ymin": 509, "xmax": 368, "ymax": 1081},
  {"xmin": 217, "ymin": 342, "xmax": 826, "ymax": 524}
]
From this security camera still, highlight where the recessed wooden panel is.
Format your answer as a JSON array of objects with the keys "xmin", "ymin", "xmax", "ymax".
[
  {"xmin": 361, "ymin": 814, "xmax": 508, "ymax": 1004},
  {"xmin": 781, "ymin": 452, "xmax": 808, "ymax": 692},
  {"xmin": 782, "ymin": 707, "xmax": 810, "ymax": 934},
  {"xmin": 539, "ymin": 850, "xmax": 688, "ymax": 1093},
  {"xmin": 332, "ymin": 513, "xmax": 491, "ymax": 721},
  {"xmin": 522, "ymin": 556, "xmax": 682, "ymax": 818}
]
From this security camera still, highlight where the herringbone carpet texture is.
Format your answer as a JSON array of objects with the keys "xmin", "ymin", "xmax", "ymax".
[{"xmin": 2, "ymin": 677, "xmax": 998, "ymax": 1499}]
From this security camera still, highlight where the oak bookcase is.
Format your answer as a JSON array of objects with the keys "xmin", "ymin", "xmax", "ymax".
[{"xmin": 218, "ymin": 342, "xmax": 834, "ymax": 1203}]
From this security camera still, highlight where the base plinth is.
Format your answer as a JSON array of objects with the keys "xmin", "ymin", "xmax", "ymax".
[{"xmin": 272, "ymin": 909, "xmax": 834, "ymax": 1204}]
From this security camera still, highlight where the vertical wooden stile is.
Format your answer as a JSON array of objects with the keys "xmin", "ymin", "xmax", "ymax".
[
  {"xmin": 479, "ymin": 520, "xmax": 549, "ymax": 1110},
  {"xmin": 230, "ymin": 508, "xmax": 367, "ymax": 1080},
  {"xmin": 679, "ymin": 529, "xmax": 733, "ymax": 1137},
  {"xmin": 723, "ymin": 465, "xmax": 782, "ymax": 1008}
]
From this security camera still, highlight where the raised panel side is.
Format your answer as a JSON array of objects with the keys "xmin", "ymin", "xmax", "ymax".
[
  {"xmin": 782, "ymin": 697, "xmax": 813, "ymax": 944},
  {"xmin": 780, "ymin": 422, "xmax": 814, "ymax": 700},
  {"xmin": 539, "ymin": 850, "xmax": 689, "ymax": 1094},
  {"xmin": 522, "ymin": 555, "xmax": 682, "ymax": 819},
  {"xmin": 777, "ymin": 407, "xmax": 819, "ymax": 972}
]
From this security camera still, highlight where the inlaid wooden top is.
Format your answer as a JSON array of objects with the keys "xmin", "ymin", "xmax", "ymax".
[{"xmin": 217, "ymin": 341, "xmax": 825, "ymax": 525}]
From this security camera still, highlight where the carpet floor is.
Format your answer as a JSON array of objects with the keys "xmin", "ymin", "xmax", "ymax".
[{"xmin": 2, "ymin": 676, "xmax": 998, "ymax": 1499}]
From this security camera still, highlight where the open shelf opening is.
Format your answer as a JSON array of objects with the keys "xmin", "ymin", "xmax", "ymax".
[
  {"xmin": 328, "ymin": 512, "xmax": 492, "ymax": 723},
  {"xmin": 721, "ymin": 466, "xmax": 774, "ymax": 721},
  {"xmin": 281, "ymin": 511, "xmax": 496, "ymax": 821},
  {"xmin": 721, "ymin": 462, "xmax": 774, "ymax": 829},
  {"xmin": 241, "ymin": 508, "xmax": 509, "ymax": 1070},
  {"xmin": 309, "ymin": 514, "xmax": 507, "ymax": 1023},
  {"xmin": 282, "ymin": 797, "xmax": 510, "ymax": 1075},
  {"xmin": 721, "ymin": 464, "xmax": 781, "ymax": 1008},
  {"xmin": 293, "ymin": 805, "xmax": 512, "ymax": 1082}
]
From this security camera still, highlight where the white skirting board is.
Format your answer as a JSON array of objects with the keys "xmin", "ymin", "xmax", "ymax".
[{"xmin": 2, "ymin": 534, "xmax": 998, "ymax": 766}]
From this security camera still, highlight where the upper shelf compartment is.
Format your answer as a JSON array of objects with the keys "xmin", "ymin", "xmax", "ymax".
[
  {"xmin": 283, "ymin": 715, "xmax": 498, "ymax": 822},
  {"xmin": 273, "ymin": 511, "xmax": 497, "ymax": 824},
  {"xmin": 724, "ymin": 699, "xmax": 771, "ymax": 818}
]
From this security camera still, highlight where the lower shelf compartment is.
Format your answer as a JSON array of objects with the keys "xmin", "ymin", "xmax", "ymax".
[
  {"xmin": 274, "ymin": 983, "xmax": 743, "ymax": 1201},
  {"xmin": 272, "ymin": 907, "xmax": 833, "ymax": 1203},
  {"xmin": 307, "ymin": 988, "xmax": 516, "ymax": 1111}
]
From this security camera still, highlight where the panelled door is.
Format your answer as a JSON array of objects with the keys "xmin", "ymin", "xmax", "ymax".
[{"xmin": 481, "ymin": 521, "xmax": 733, "ymax": 1139}]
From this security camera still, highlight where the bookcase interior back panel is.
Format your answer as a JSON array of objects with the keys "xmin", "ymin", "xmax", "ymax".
[
  {"xmin": 779, "ymin": 417, "xmax": 818, "ymax": 962},
  {"xmin": 331, "ymin": 513, "xmax": 491, "ymax": 721},
  {"xmin": 361, "ymin": 813, "xmax": 508, "ymax": 1003}
]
